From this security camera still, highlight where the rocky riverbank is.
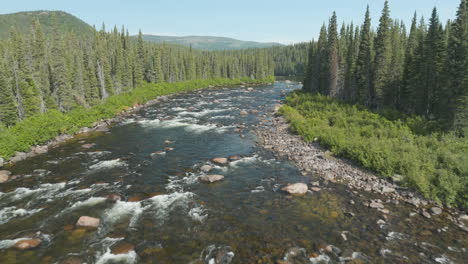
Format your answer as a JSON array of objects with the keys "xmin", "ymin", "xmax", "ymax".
[{"xmin": 255, "ymin": 105, "xmax": 468, "ymax": 232}]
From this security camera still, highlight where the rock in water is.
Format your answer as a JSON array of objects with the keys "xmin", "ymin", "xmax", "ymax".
[
  {"xmin": 105, "ymin": 194, "xmax": 121, "ymax": 203},
  {"xmin": 81, "ymin": 143, "xmax": 96, "ymax": 149},
  {"xmin": 282, "ymin": 247, "xmax": 310, "ymax": 264},
  {"xmin": 111, "ymin": 242, "xmax": 135, "ymax": 254},
  {"xmin": 282, "ymin": 183, "xmax": 308, "ymax": 195},
  {"xmin": 0, "ymin": 170, "xmax": 12, "ymax": 183},
  {"xmin": 201, "ymin": 245, "xmax": 234, "ymax": 264},
  {"xmin": 76, "ymin": 216, "xmax": 100, "ymax": 228},
  {"xmin": 14, "ymin": 239, "xmax": 41, "ymax": 250},
  {"xmin": 199, "ymin": 175, "xmax": 224, "ymax": 183},
  {"xmin": 200, "ymin": 165, "xmax": 213, "ymax": 173},
  {"xmin": 239, "ymin": 111, "xmax": 248, "ymax": 116},
  {"xmin": 211, "ymin": 157, "xmax": 228, "ymax": 165}
]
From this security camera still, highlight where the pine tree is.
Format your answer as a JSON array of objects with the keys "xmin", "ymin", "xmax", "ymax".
[
  {"xmin": 448, "ymin": 0, "xmax": 468, "ymax": 134},
  {"xmin": 372, "ymin": 0, "xmax": 392, "ymax": 107},
  {"xmin": 0, "ymin": 60, "xmax": 18, "ymax": 125},
  {"xmin": 355, "ymin": 6, "xmax": 373, "ymax": 105},
  {"xmin": 327, "ymin": 12, "xmax": 339, "ymax": 96},
  {"xmin": 401, "ymin": 13, "xmax": 419, "ymax": 111}
]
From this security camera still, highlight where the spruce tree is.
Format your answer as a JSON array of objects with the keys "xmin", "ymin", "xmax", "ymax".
[
  {"xmin": 327, "ymin": 12, "xmax": 339, "ymax": 96},
  {"xmin": 355, "ymin": 6, "xmax": 373, "ymax": 105},
  {"xmin": 0, "ymin": 60, "xmax": 18, "ymax": 125}
]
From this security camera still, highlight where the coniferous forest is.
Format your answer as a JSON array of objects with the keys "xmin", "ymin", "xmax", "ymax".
[
  {"xmin": 0, "ymin": 20, "xmax": 274, "ymax": 127},
  {"xmin": 303, "ymin": 0, "xmax": 467, "ymax": 135}
]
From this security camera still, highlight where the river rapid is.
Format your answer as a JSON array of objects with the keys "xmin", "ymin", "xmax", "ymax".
[{"xmin": 0, "ymin": 82, "xmax": 466, "ymax": 263}]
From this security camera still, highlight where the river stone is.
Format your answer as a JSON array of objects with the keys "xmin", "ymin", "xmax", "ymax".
[
  {"xmin": 211, "ymin": 157, "xmax": 228, "ymax": 165},
  {"xmin": 105, "ymin": 194, "xmax": 122, "ymax": 203},
  {"xmin": 310, "ymin": 187, "xmax": 321, "ymax": 192},
  {"xmin": 369, "ymin": 201, "xmax": 385, "ymax": 209},
  {"xmin": 430, "ymin": 207, "xmax": 442, "ymax": 215},
  {"xmin": 228, "ymin": 155, "xmax": 242, "ymax": 161},
  {"xmin": 33, "ymin": 145, "xmax": 48, "ymax": 154},
  {"xmin": 0, "ymin": 170, "xmax": 12, "ymax": 183},
  {"xmin": 14, "ymin": 239, "xmax": 41, "ymax": 250},
  {"xmin": 239, "ymin": 110, "xmax": 248, "ymax": 116},
  {"xmin": 76, "ymin": 216, "xmax": 100, "ymax": 228},
  {"xmin": 10, "ymin": 152, "xmax": 27, "ymax": 163},
  {"xmin": 282, "ymin": 183, "xmax": 308, "ymax": 195},
  {"xmin": 81, "ymin": 143, "xmax": 96, "ymax": 149},
  {"xmin": 381, "ymin": 186, "xmax": 395, "ymax": 193},
  {"xmin": 201, "ymin": 245, "xmax": 234, "ymax": 264},
  {"xmin": 200, "ymin": 165, "xmax": 213, "ymax": 173},
  {"xmin": 421, "ymin": 210, "xmax": 431, "ymax": 219},
  {"xmin": 282, "ymin": 247, "xmax": 309, "ymax": 264},
  {"xmin": 199, "ymin": 175, "xmax": 224, "ymax": 183},
  {"xmin": 247, "ymin": 87, "xmax": 254, "ymax": 91}
]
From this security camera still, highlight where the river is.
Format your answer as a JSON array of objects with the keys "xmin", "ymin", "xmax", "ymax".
[{"xmin": 0, "ymin": 81, "xmax": 466, "ymax": 263}]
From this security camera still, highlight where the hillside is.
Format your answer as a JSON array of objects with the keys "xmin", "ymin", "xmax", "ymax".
[
  {"xmin": 140, "ymin": 35, "xmax": 284, "ymax": 50},
  {"xmin": 0, "ymin": 11, "xmax": 94, "ymax": 39}
]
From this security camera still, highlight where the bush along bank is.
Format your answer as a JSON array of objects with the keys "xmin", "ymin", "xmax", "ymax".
[
  {"xmin": 0, "ymin": 77, "xmax": 275, "ymax": 165},
  {"xmin": 279, "ymin": 91, "xmax": 468, "ymax": 210}
]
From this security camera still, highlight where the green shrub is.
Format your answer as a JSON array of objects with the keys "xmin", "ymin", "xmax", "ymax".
[{"xmin": 281, "ymin": 91, "xmax": 468, "ymax": 209}]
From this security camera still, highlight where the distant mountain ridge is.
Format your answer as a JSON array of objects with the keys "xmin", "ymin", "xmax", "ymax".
[
  {"xmin": 140, "ymin": 35, "xmax": 284, "ymax": 50},
  {"xmin": 0, "ymin": 10, "xmax": 283, "ymax": 50},
  {"xmin": 0, "ymin": 11, "xmax": 94, "ymax": 39}
]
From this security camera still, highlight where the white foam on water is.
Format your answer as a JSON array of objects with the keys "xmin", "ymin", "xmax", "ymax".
[
  {"xmin": 95, "ymin": 249, "xmax": 137, "ymax": 264},
  {"xmin": 138, "ymin": 118, "xmax": 228, "ymax": 134},
  {"xmin": 69, "ymin": 197, "xmax": 107, "ymax": 210},
  {"xmin": 89, "ymin": 159, "xmax": 126, "ymax": 171},
  {"xmin": 435, "ymin": 255, "xmax": 454, "ymax": 264},
  {"xmin": 385, "ymin": 232, "xmax": 408, "ymax": 241},
  {"xmin": 189, "ymin": 206, "xmax": 208, "ymax": 222},
  {"xmin": 178, "ymin": 108, "xmax": 228, "ymax": 118},
  {"xmin": 87, "ymin": 151, "xmax": 112, "ymax": 159},
  {"xmin": 0, "ymin": 206, "xmax": 43, "ymax": 224},
  {"xmin": 0, "ymin": 237, "xmax": 32, "ymax": 249},
  {"xmin": 229, "ymin": 156, "xmax": 258, "ymax": 168},
  {"xmin": 309, "ymin": 253, "xmax": 331, "ymax": 264},
  {"xmin": 251, "ymin": 186, "xmax": 265, "ymax": 193},
  {"xmin": 145, "ymin": 192, "xmax": 194, "ymax": 221},
  {"xmin": 166, "ymin": 173, "xmax": 199, "ymax": 192},
  {"xmin": 172, "ymin": 107, "xmax": 186, "ymax": 112},
  {"xmin": 103, "ymin": 201, "xmax": 143, "ymax": 228},
  {"xmin": 3, "ymin": 182, "xmax": 67, "ymax": 202},
  {"xmin": 210, "ymin": 115, "xmax": 235, "ymax": 120}
]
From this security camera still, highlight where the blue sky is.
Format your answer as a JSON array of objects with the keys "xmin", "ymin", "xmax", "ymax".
[{"xmin": 1, "ymin": 0, "xmax": 461, "ymax": 44}]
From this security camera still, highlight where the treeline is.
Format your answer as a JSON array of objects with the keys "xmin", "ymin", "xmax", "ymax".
[
  {"xmin": 262, "ymin": 42, "xmax": 310, "ymax": 76},
  {"xmin": 0, "ymin": 20, "xmax": 274, "ymax": 126},
  {"xmin": 303, "ymin": 0, "xmax": 467, "ymax": 135}
]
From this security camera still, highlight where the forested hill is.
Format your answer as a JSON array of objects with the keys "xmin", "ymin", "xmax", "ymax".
[
  {"xmin": 0, "ymin": 11, "xmax": 94, "ymax": 39},
  {"xmin": 140, "ymin": 35, "xmax": 284, "ymax": 50}
]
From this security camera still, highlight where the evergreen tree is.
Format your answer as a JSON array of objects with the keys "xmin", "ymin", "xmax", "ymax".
[
  {"xmin": 372, "ymin": 0, "xmax": 392, "ymax": 107},
  {"xmin": 355, "ymin": 6, "xmax": 373, "ymax": 105},
  {"xmin": 0, "ymin": 60, "xmax": 18, "ymax": 125},
  {"xmin": 327, "ymin": 12, "xmax": 339, "ymax": 96}
]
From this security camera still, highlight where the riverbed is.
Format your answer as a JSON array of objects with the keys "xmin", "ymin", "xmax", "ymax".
[{"xmin": 0, "ymin": 82, "xmax": 466, "ymax": 263}]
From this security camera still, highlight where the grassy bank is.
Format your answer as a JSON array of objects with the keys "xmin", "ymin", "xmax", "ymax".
[
  {"xmin": 280, "ymin": 91, "xmax": 468, "ymax": 209},
  {"xmin": 0, "ymin": 76, "xmax": 274, "ymax": 160}
]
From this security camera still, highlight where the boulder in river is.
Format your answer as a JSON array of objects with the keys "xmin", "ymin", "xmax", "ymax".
[
  {"xmin": 81, "ymin": 143, "xmax": 96, "ymax": 149},
  {"xmin": 368, "ymin": 200, "xmax": 385, "ymax": 209},
  {"xmin": 76, "ymin": 216, "xmax": 100, "ymax": 228},
  {"xmin": 282, "ymin": 183, "xmax": 308, "ymax": 195},
  {"xmin": 14, "ymin": 239, "xmax": 41, "ymax": 250},
  {"xmin": 111, "ymin": 242, "xmax": 135, "ymax": 254},
  {"xmin": 10, "ymin": 152, "xmax": 27, "ymax": 163},
  {"xmin": 199, "ymin": 175, "xmax": 224, "ymax": 183},
  {"xmin": 211, "ymin": 157, "xmax": 228, "ymax": 165},
  {"xmin": 200, "ymin": 165, "xmax": 213, "ymax": 173},
  {"xmin": 0, "ymin": 170, "xmax": 11, "ymax": 183},
  {"xmin": 281, "ymin": 247, "xmax": 310, "ymax": 264},
  {"xmin": 33, "ymin": 145, "xmax": 48, "ymax": 155},
  {"xmin": 105, "ymin": 194, "xmax": 122, "ymax": 203},
  {"xmin": 239, "ymin": 110, "xmax": 248, "ymax": 116},
  {"xmin": 228, "ymin": 155, "xmax": 242, "ymax": 161}
]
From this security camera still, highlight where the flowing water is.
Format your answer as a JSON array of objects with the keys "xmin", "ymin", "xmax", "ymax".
[{"xmin": 0, "ymin": 82, "xmax": 466, "ymax": 263}]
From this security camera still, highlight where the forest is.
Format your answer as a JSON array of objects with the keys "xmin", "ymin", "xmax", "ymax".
[
  {"xmin": 302, "ymin": 0, "xmax": 467, "ymax": 135},
  {"xmin": 0, "ymin": 19, "xmax": 274, "ymax": 127}
]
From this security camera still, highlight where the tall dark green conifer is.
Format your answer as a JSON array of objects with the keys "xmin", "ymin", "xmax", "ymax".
[{"xmin": 355, "ymin": 6, "xmax": 373, "ymax": 105}]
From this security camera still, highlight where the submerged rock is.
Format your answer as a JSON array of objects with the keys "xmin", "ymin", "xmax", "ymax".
[
  {"xmin": 81, "ymin": 143, "xmax": 96, "ymax": 149},
  {"xmin": 105, "ymin": 194, "xmax": 122, "ymax": 203},
  {"xmin": 199, "ymin": 175, "xmax": 224, "ymax": 183},
  {"xmin": 111, "ymin": 242, "xmax": 135, "ymax": 254},
  {"xmin": 0, "ymin": 170, "xmax": 11, "ymax": 183},
  {"xmin": 76, "ymin": 216, "xmax": 100, "ymax": 228},
  {"xmin": 201, "ymin": 245, "xmax": 234, "ymax": 264},
  {"xmin": 282, "ymin": 183, "xmax": 308, "ymax": 195},
  {"xmin": 430, "ymin": 207, "xmax": 442, "ymax": 215},
  {"xmin": 211, "ymin": 157, "xmax": 228, "ymax": 165},
  {"xmin": 239, "ymin": 110, "xmax": 248, "ymax": 116},
  {"xmin": 14, "ymin": 239, "xmax": 41, "ymax": 250}
]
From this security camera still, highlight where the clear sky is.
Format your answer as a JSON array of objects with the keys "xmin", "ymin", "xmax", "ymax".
[{"xmin": 0, "ymin": 0, "xmax": 461, "ymax": 44}]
